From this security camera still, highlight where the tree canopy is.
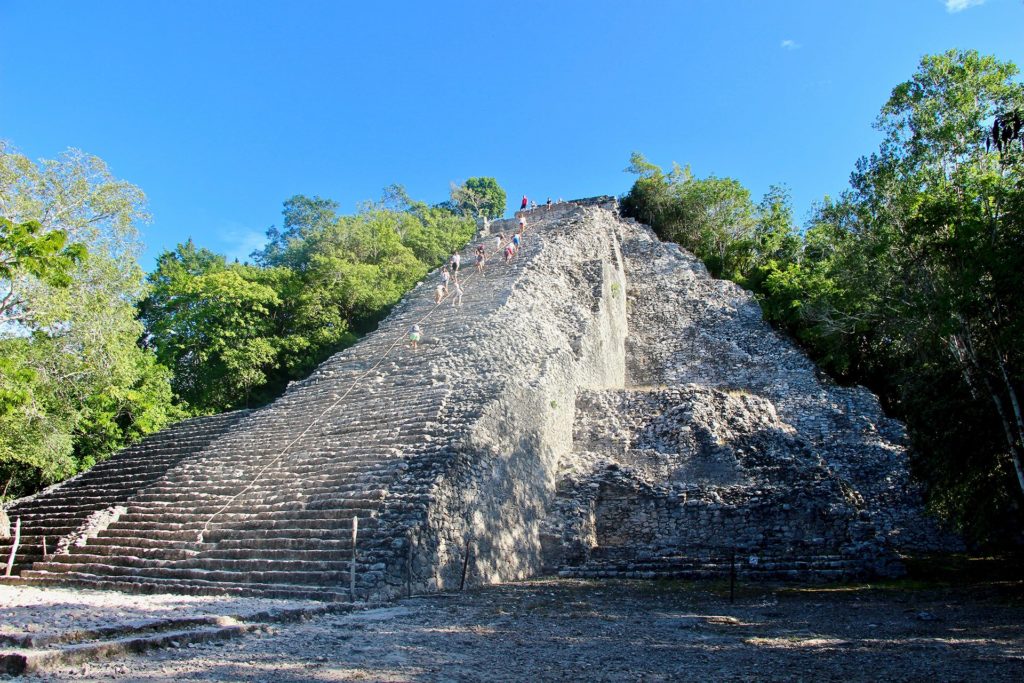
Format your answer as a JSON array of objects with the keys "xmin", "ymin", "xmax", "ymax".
[
  {"xmin": 0, "ymin": 144, "xmax": 179, "ymax": 497},
  {"xmin": 449, "ymin": 177, "xmax": 507, "ymax": 220}
]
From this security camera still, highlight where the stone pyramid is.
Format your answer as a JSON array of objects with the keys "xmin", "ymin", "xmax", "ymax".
[{"xmin": 0, "ymin": 200, "xmax": 952, "ymax": 601}]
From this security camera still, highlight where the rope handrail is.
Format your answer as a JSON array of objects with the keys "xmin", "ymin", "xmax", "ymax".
[{"xmin": 194, "ymin": 214, "xmax": 542, "ymax": 543}]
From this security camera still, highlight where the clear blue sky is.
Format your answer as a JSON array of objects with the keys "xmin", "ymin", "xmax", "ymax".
[{"xmin": 2, "ymin": 1, "xmax": 1022, "ymax": 268}]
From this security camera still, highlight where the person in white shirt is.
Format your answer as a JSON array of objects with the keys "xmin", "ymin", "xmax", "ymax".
[{"xmin": 451, "ymin": 280, "xmax": 463, "ymax": 308}]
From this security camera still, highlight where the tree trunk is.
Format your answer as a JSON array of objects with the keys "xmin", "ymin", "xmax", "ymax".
[
  {"xmin": 954, "ymin": 330, "xmax": 1024, "ymax": 499},
  {"xmin": 995, "ymin": 351, "xmax": 1024, "ymax": 497}
]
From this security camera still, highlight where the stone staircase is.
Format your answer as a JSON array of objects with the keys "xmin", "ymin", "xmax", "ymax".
[
  {"xmin": 4, "ymin": 202, "xmax": 622, "ymax": 601},
  {"xmin": 1, "ymin": 411, "xmax": 249, "ymax": 575}
]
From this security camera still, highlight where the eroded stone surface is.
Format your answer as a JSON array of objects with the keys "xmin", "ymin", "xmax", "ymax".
[{"xmin": 540, "ymin": 213, "xmax": 957, "ymax": 581}]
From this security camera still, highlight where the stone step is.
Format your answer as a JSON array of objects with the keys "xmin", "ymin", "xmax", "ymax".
[
  {"xmin": 0, "ymin": 511, "xmax": 92, "ymax": 527},
  {"xmin": 99, "ymin": 515, "xmax": 381, "ymax": 537},
  {"xmin": 115, "ymin": 504, "xmax": 382, "ymax": 526},
  {"xmin": 56, "ymin": 544, "xmax": 202, "ymax": 561},
  {"xmin": 132, "ymin": 475, "xmax": 396, "ymax": 498},
  {"xmin": 31, "ymin": 554, "xmax": 386, "ymax": 575},
  {"xmin": 154, "ymin": 448, "xmax": 411, "ymax": 471},
  {"xmin": 0, "ymin": 524, "xmax": 79, "ymax": 539},
  {"xmin": 93, "ymin": 523, "xmax": 381, "ymax": 545},
  {"xmin": 102, "ymin": 513, "xmax": 381, "ymax": 535},
  {"xmin": 120, "ymin": 498, "xmax": 387, "ymax": 518},
  {"xmin": 90, "ymin": 528, "xmax": 210, "ymax": 543},
  {"xmin": 182, "ymin": 464, "xmax": 407, "ymax": 482},
  {"xmin": 129, "ymin": 485, "xmax": 393, "ymax": 507},
  {"xmin": 21, "ymin": 563, "xmax": 381, "ymax": 586},
  {"xmin": 195, "ymin": 524, "xmax": 389, "ymax": 544},
  {"xmin": 130, "ymin": 480, "xmax": 398, "ymax": 502},
  {"xmin": 200, "ymin": 542, "xmax": 386, "ymax": 558},
  {"xmin": 7, "ymin": 572, "xmax": 353, "ymax": 602},
  {"xmin": 83, "ymin": 534, "xmax": 388, "ymax": 557}
]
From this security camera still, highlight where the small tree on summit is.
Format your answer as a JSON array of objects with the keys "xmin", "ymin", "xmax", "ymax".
[{"xmin": 449, "ymin": 177, "xmax": 507, "ymax": 220}]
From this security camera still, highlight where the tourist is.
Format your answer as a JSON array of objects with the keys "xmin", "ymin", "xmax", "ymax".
[
  {"xmin": 434, "ymin": 283, "xmax": 445, "ymax": 304},
  {"xmin": 546, "ymin": 197, "xmax": 552, "ymax": 208},
  {"xmin": 409, "ymin": 324, "xmax": 422, "ymax": 351},
  {"xmin": 450, "ymin": 251, "xmax": 461, "ymax": 274},
  {"xmin": 520, "ymin": 195, "xmax": 528, "ymax": 211},
  {"xmin": 518, "ymin": 214, "xmax": 526, "ymax": 233},
  {"xmin": 451, "ymin": 280, "xmax": 463, "ymax": 308},
  {"xmin": 531, "ymin": 200, "xmax": 537, "ymax": 210},
  {"xmin": 475, "ymin": 244, "xmax": 486, "ymax": 272},
  {"xmin": 440, "ymin": 266, "xmax": 451, "ymax": 294},
  {"xmin": 512, "ymin": 232, "xmax": 521, "ymax": 253},
  {"xmin": 503, "ymin": 243, "xmax": 514, "ymax": 263},
  {"xmin": 495, "ymin": 233, "xmax": 504, "ymax": 253}
]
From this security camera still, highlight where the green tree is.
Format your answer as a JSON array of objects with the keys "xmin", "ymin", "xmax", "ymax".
[
  {"xmin": 254, "ymin": 194, "xmax": 340, "ymax": 269},
  {"xmin": 842, "ymin": 50, "xmax": 1024, "ymax": 529},
  {"xmin": 621, "ymin": 154, "xmax": 761, "ymax": 279},
  {"xmin": 0, "ymin": 144, "xmax": 178, "ymax": 498},
  {"xmin": 142, "ymin": 246, "xmax": 292, "ymax": 411},
  {"xmin": 761, "ymin": 50, "xmax": 1024, "ymax": 543},
  {"xmin": 450, "ymin": 177, "xmax": 507, "ymax": 220},
  {"xmin": 1, "ymin": 218, "xmax": 86, "ymax": 325}
]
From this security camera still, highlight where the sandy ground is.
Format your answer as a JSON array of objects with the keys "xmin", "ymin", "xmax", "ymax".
[{"xmin": 3, "ymin": 578, "xmax": 1024, "ymax": 682}]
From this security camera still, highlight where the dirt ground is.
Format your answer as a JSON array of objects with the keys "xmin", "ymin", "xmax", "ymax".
[{"xmin": 8, "ymin": 576, "xmax": 1024, "ymax": 683}]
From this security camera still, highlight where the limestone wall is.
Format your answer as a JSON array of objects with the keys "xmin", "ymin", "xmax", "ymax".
[{"xmin": 382, "ymin": 207, "xmax": 629, "ymax": 595}]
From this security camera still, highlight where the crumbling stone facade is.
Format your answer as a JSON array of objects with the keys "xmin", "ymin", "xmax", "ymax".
[
  {"xmin": 1, "ymin": 202, "xmax": 952, "ymax": 600},
  {"xmin": 540, "ymin": 213, "xmax": 957, "ymax": 581}
]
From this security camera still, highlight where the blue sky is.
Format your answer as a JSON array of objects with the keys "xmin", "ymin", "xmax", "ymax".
[{"xmin": 2, "ymin": 0, "xmax": 1022, "ymax": 268}]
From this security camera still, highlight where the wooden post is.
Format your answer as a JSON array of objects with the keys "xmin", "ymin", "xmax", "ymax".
[
  {"xmin": 4, "ymin": 517, "xmax": 21, "ymax": 577},
  {"xmin": 459, "ymin": 538, "xmax": 471, "ymax": 591},
  {"xmin": 41, "ymin": 536, "xmax": 47, "ymax": 559},
  {"xmin": 729, "ymin": 548, "xmax": 736, "ymax": 605},
  {"xmin": 406, "ymin": 534, "xmax": 414, "ymax": 598},
  {"xmin": 350, "ymin": 515, "xmax": 359, "ymax": 600}
]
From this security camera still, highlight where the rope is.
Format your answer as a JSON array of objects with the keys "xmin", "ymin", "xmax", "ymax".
[{"xmin": 195, "ymin": 217, "xmax": 536, "ymax": 543}]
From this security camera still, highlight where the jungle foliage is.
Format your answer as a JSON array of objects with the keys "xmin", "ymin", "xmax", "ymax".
[
  {"xmin": 139, "ymin": 186, "xmax": 478, "ymax": 415},
  {"xmin": 621, "ymin": 50, "xmax": 1024, "ymax": 547},
  {"xmin": 0, "ymin": 145, "xmax": 181, "ymax": 498}
]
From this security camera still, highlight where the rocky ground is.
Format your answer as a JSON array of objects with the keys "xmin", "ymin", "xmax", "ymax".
[{"xmin": 3, "ymin": 576, "xmax": 1022, "ymax": 682}]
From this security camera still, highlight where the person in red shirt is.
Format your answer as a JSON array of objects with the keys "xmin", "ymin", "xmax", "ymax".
[{"xmin": 520, "ymin": 195, "xmax": 528, "ymax": 210}]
